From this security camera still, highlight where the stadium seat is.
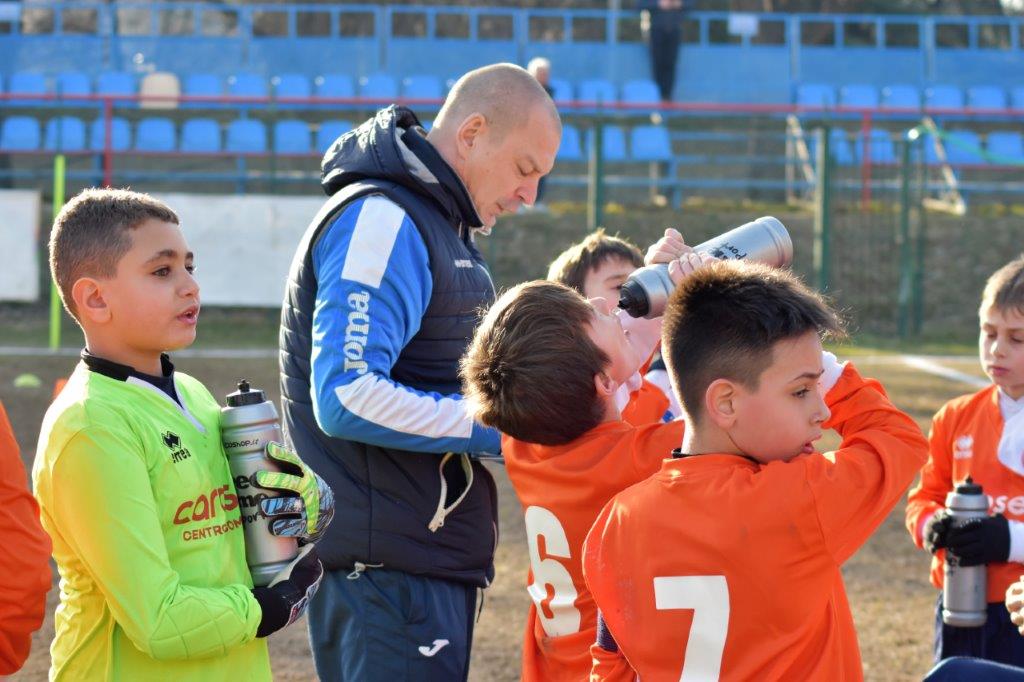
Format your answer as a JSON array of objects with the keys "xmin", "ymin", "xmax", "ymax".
[
  {"xmin": 1012, "ymin": 87, "xmax": 1024, "ymax": 111},
  {"xmin": 315, "ymin": 74, "xmax": 355, "ymax": 100},
  {"xmin": 856, "ymin": 129, "xmax": 897, "ymax": 164},
  {"xmin": 621, "ymin": 80, "xmax": 660, "ymax": 105},
  {"xmin": 838, "ymin": 84, "xmax": 878, "ymax": 109},
  {"xmin": 924, "ymin": 85, "xmax": 963, "ymax": 110},
  {"xmin": 57, "ymin": 72, "xmax": 91, "ymax": 101},
  {"xmin": 89, "ymin": 117, "xmax": 131, "ymax": 151},
  {"xmin": 316, "ymin": 120, "xmax": 353, "ymax": 154},
  {"xmin": 44, "ymin": 116, "xmax": 87, "ymax": 151},
  {"xmin": 402, "ymin": 75, "xmax": 443, "ymax": 100},
  {"xmin": 808, "ymin": 129, "xmax": 855, "ymax": 165},
  {"xmin": 578, "ymin": 79, "xmax": 617, "ymax": 105},
  {"xmin": 179, "ymin": 118, "xmax": 221, "ymax": 153},
  {"xmin": 8, "ymin": 72, "xmax": 47, "ymax": 106},
  {"xmin": 881, "ymin": 84, "xmax": 920, "ymax": 110},
  {"xmin": 0, "ymin": 116, "xmax": 41, "ymax": 150},
  {"xmin": 966, "ymin": 86, "xmax": 1006, "ymax": 111},
  {"xmin": 987, "ymin": 132, "xmax": 1024, "ymax": 163},
  {"xmin": 630, "ymin": 125, "xmax": 672, "ymax": 162},
  {"xmin": 360, "ymin": 74, "xmax": 398, "ymax": 100},
  {"xmin": 226, "ymin": 119, "xmax": 267, "ymax": 153},
  {"xmin": 228, "ymin": 73, "xmax": 268, "ymax": 99},
  {"xmin": 548, "ymin": 78, "xmax": 573, "ymax": 104},
  {"xmin": 139, "ymin": 72, "xmax": 181, "ymax": 110},
  {"xmin": 587, "ymin": 125, "xmax": 627, "ymax": 162},
  {"xmin": 96, "ymin": 72, "xmax": 136, "ymax": 98},
  {"xmin": 942, "ymin": 129, "xmax": 984, "ymax": 165},
  {"xmin": 273, "ymin": 119, "xmax": 311, "ymax": 154},
  {"xmin": 135, "ymin": 118, "xmax": 176, "ymax": 152},
  {"xmin": 557, "ymin": 124, "xmax": 583, "ymax": 162},
  {"xmin": 796, "ymin": 83, "xmax": 835, "ymax": 108},
  {"xmin": 183, "ymin": 73, "xmax": 223, "ymax": 107},
  {"xmin": 273, "ymin": 73, "xmax": 312, "ymax": 102}
]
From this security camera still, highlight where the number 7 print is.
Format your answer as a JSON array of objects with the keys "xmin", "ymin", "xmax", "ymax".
[{"xmin": 654, "ymin": 575, "xmax": 730, "ymax": 682}]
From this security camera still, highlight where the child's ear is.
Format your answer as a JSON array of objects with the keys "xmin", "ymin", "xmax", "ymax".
[
  {"xmin": 71, "ymin": 277, "xmax": 111, "ymax": 324},
  {"xmin": 593, "ymin": 371, "xmax": 616, "ymax": 399},
  {"xmin": 704, "ymin": 379, "xmax": 738, "ymax": 428}
]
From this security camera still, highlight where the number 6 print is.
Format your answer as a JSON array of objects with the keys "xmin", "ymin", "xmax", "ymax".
[
  {"xmin": 654, "ymin": 575, "xmax": 730, "ymax": 682},
  {"xmin": 525, "ymin": 506, "xmax": 581, "ymax": 637}
]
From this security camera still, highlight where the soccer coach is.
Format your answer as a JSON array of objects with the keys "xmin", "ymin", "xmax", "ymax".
[{"xmin": 279, "ymin": 63, "xmax": 561, "ymax": 681}]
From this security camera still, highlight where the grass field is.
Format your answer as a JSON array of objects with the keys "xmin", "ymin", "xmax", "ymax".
[{"xmin": 0, "ymin": 341, "xmax": 989, "ymax": 681}]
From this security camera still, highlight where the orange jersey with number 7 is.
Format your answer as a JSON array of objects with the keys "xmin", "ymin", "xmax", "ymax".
[
  {"xmin": 503, "ymin": 418, "xmax": 684, "ymax": 682},
  {"xmin": 583, "ymin": 364, "xmax": 927, "ymax": 681}
]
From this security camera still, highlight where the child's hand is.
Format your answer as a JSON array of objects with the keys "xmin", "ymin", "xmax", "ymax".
[
  {"xmin": 668, "ymin": 251, "xmax": 717, "ymax": 287},
  {"xmin": 254, "ymin": 442, "xmax": 336, "ymax": 543},
  {"xmin": 645, "ymin": 228, "xmax": 692, "ymax": 266},
  {"xmin": 923, "ymin": 510, "xmax": 953, "ymax": 554},
  {"xmin": 944, "ymin": 513, "xmax": 1010, "ymax": 566},
  {"xmin": 1006, "ymin": 578, "xmax": 1024, "ymax": 634},
  {"xmin": 252, "ymin": 543, "xmax": 324, "ymax": 637}
]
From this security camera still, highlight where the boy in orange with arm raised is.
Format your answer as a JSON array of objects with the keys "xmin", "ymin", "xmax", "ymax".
[
  {"xmin": 461, "ymin": 251, "xmax": 711, "ymax": 682},
  {"xmin": 583, "ymin": 260, "xmax": 928, "ymax": 681},
  {"xmin": 907, "ymin": 256, "xmax": 1024, "ymax": 666}
]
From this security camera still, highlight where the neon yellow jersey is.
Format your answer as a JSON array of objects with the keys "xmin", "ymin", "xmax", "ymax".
[{"xmin": 32, "ymin": 359, "xmax": 271, "ymax": 681}]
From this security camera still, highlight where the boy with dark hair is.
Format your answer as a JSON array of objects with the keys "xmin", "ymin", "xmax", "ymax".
[
  {"xmin": 908, "ymin": 255, "xmax": 1024, "ymax": 667},
  {"xmin": 583, "ymin": 260, "xmax": 928, "ymax": 680},
  {"xmin": 33, "ymin": 188, "xmax": 330, "ymax": 680},
  {"xmin": 462, "ymin": 249, "xmax": 709, "ymax": 681}
]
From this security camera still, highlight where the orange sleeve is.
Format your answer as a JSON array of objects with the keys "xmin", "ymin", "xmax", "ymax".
[
  {"xmin": 621, "ymin": 379, "xmax": 670, "ymax": 428},
  {"xmin": 905, "ymin": 404, "xmax": 953, "ymax": 548},
  {"xmin": 589, "ymin": 643, "xmax": 636, "ymax": 682},
  {"xmin": 0, "ymin": 402, "xmax": 52, "ymax": 675},
  {"xmin": 804, "ymin": 364, "xmax": 929, "ymax": 565}
]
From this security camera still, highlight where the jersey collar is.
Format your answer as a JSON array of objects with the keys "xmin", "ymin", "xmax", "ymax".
[{"xmin": 81, "ymin": 349, "xmax": 174, "ymax": 381}]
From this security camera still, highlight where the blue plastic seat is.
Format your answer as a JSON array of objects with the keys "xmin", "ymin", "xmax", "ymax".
[
  {"xmin": 183, "ymin": 73, "xmax": 222, "ymax": 107},
  {"xmin": 808, "ymin": 129, "xmax": 855, "ymax": 165},
  {"xmin": 135, "ymin": 118, "xmax": 176, "ymax": 152},
  {"xmin": 226, "ymin": 119, "xmax": 267, "ymax": 153},
  {"xmin": 796, "ymin": 83, "xmax": 835, "ymax": 108},
  {"xmin": 360, "ymin": 74, "xmax": 398, "ymax": 100},
  {"xmin": 557, "ymin": 125, "xmax": 583, "ymax": 162},
  {"xmin": 548, "ymin": 78, "xmax": 573, "ymax": 104},
  {"xmin": 943, "ymin": 130, "xmax": 984, "ymax": 165},
  {"xmin": 315, "ymin": 74, "xmax": 355, "ymax": 100},
  {"xmin": 228, "ymin": 73, "xmax": 268, "ymax": 99},
  {"xmin": 987, "ymin": 132, "xmax": 1024, "ymax": 163},
  {"xmin": 856, "ymin": 129, "xmax": 897, "ymax": 164},
  {"xmin": 838, "ymin": 84, "xmax": 878, "ymax": 109},
  {"xmin": 881, "ymin": 84, "xmax": 920, "ymax": 110},
  {"xmin": 966, "ymin": 86, "xmax": 1006, "ymax": 111},
  {"xmin": 44, "ymin": 116, "xmax": 87, "ymax": 151},
  {"xmin": 274, "ymin": 73, "xmax": 311, "ymax": 101},
  {"xmin": 578, "ymin": 79, "xmax": 617, "ymax": 105},
  {"xmin": 588, "ymin": 125, "xmax": 627, "ymax": 162},
  {"xmin": 402, "ymin": 75, "xmax": 442, "ymax": 100},
  {"xmin": 0, "ymin": 116, "xmax": 41, "ymax": 150},
  {"xmin": 1013, "ymin": 87, "xmax": 1024, "ymax": 111},
  {"xmin": 96, "ymin": 72, "xmax": 136, "ymax": 98},
  {"xmin": 273, "ymin": 119, "xmax": 311, "ymax": 154},
  {"xmin": 630, "ymin": 125, "xmax": 672, "ymax": 161},
  {"xmin": 179, "ymin": 118, "xmax": 221, "ymax": 153},
  {"xmin": 56, "ymin": 72, "xmax": 91, "ymax": 102},
  {"xmin": 8, "ymin": 72, "xmax": 47, "ymax": 106},
  {"xmin": 89, "ymin": 117, "xmax": 131, "ymax": 151},
  {"xmin": 621, "ymin": 80, "xmax": 661, "ymax": 105},
  {"xmin": 925, "ymin": 85, "xmax": 963, "ymax": 110},
  {"xmin": 317, "ymin": 120, "xmax": 353, "ymax": 154}
]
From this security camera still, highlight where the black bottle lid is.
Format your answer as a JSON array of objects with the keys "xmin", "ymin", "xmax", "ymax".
[
  {"xmin": 955, "ymin": 476, "xmax": 984, "ymax": 496},
  {"xmin": 618, "ymin": 280, "xmax": 649, "ymax": 318},
  {"xmin": 225, "ymin": 379, "xmax": 266, "ymax": 407}
]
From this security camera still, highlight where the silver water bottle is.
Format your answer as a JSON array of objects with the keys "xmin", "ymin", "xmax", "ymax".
[
  {"xmin": 942, "ymin": 477, "xmax": 989, "ymax": 627},
  {"xmin": 221, "ymin": 380, "xmax": 299, "ymax": 586},
  {"xmin": 618, "ymin": 216, "xmax": 794, "ymax": 318}
]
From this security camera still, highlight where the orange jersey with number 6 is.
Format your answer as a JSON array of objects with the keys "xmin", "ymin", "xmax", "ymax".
[
  {"xmin": 583, "ymin": 364, "xmax": 927, "ymax": 681},
  {"xmin": 503, "ymin": 417, "xmax": 684, "ymax": 682}
]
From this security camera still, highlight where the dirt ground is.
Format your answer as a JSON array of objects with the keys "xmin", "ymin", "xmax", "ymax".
[{"xmin": 0, "ymin": 351, "xmax": 985, "ymax": 681}]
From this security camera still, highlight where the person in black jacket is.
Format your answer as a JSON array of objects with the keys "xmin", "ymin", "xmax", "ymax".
[
  {"xmin": 641, "ymin": 0, "xmax": 687, "ymax": 102},
  {"xmin": 279, "ymin": 63, "xmax": 561, "ymax": 681}
]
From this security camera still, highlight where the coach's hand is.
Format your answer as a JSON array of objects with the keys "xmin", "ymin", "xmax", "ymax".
[
  {"xmin": 923, "ymin": 510, "xmax": 953, "ymax": 554},
  {"xmin": 1006, "ymin": 579, "xmax": 1024, "ymax": 635},
  {"xmin": 944, "ymin": 514, "xmax": 1010, "ymax": 567},
  {"xmin": 254, "ymin": 442, "xmax": 335, "ymax": 543}
]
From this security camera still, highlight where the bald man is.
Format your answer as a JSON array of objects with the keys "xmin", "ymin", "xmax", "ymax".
[{"xmin": 280, "ymin": 63, "xmax": 561, "ymax": 681}]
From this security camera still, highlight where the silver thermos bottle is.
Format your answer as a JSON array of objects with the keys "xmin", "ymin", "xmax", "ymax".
[
  {"xmin": 221, "ymin": 380, "xmax": 299, "ymax": 586},
  {"xmin": 942, "ymin": 477, "xmax": 989, "ymax": 627},
  {"xmin": 618, "ymin": 216, "xmax": 794, "ymax": 318}
]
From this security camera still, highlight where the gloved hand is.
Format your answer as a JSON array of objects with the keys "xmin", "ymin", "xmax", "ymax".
[
  {"xmin": 252, "ymin": 543, "xmax": 324, "ymax": 637},
  {"xmin": 253, "ymin": 442, "xmax": 335, "ymax": 543},
  {"xmin": 945, "ymin": 514, "xmax": 1011, "ymax": 567},
  {"xmin": 923, "ymin": 509, "xmax": 953, "ymax": 554}
]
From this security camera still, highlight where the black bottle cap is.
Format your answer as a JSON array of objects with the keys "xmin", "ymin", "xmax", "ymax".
[
  {"xmin": 955, "ymin": 476, "xmax": 984, "ymax": 495},
  {"xmin": 226, "ymin": 379, "xmax": 266, "ymax": 407},
  {"xmin": 618, "ymin": 281, "xmax": 648, "ymax": 318}
]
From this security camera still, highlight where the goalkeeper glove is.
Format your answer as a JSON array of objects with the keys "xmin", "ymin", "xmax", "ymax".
[
  {"xmin": 254, "ymin": 442, "xmax": 335, "ymax": 543},
  {"xmin": 945, "ymin": 514, "xmax": 1011, "ymax": 567},
  {"xmin": 252, "ymin": 543, "xmax": 324, "ymax": 637}
]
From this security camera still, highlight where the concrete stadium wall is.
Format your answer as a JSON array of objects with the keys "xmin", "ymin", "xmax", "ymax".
[
  {"xmin": 0, "ymin": 190, "xmax": 41, "ymax": 303},
  {"xmin": 158, "ymin": 193, "xmax": 322, "ymax": 307}
]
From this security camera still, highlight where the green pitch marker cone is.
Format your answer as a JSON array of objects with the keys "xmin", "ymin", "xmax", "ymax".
[{"xmin": 13, "ymin": 373, "xmax": 42, "ymax": 389}]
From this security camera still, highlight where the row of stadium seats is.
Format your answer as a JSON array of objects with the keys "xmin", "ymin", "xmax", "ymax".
[
  {"xmin": 810, "ymin": 127, "xmax": 1024, "ymax": 165},
  {"xmin": 797, "ymin": 83, "xmax": 1024, "ymax": 111}
]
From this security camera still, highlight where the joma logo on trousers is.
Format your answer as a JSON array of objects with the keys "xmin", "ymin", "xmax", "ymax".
[{"xmin": 344, "ymin": 290, "xmax": 371, "ymax": 374}]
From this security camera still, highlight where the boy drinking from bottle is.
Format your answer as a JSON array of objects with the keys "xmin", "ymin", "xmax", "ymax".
[{"xmin": 32, "ymin": 188, "xmax": 332, "ymax": 680}]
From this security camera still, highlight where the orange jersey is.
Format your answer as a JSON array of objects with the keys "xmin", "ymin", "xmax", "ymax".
[
  {"xmin": 0, "ymin": 400, "xmax": 52, "ymax": 674},
  {"xmin": 906, "ymin": 385, "xmax": 1024, "ymax": 603},
  {"xmin": 503, "ymin": 418, "xmax": 684, "ymax": 682},
  {"xmin": 583, "ymin": 365, "xmax": 927, "ymax": 681},
  {"xmin": 621, "ymin": 378, "xmax": 671, "ymax": 427}
]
